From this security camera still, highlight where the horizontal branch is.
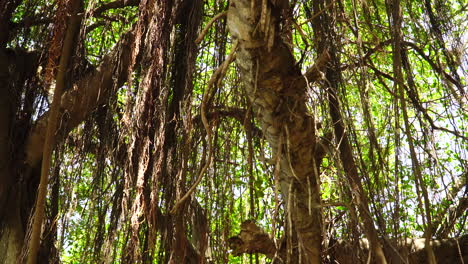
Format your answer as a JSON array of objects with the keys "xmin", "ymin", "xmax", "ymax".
[
  {"xmin": 192, "ymin": 107, "xmax": 263, "ymax": 138},
  {"xmin": 228, "ymin": 221, "xmax": 277, "ymax": 259}
]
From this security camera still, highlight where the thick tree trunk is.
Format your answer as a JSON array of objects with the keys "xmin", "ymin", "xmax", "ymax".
[
  {"xmin": 0, "ymin": 201, "xmax": 23, "ymax": 264},
  {"xmin": 0, "ymin": 11, "xmax": 27, "ymax": 263},
  {"xmin": 0, "ymin": 48, "xmax": 37, "ymax": 264},
  {"xmin": 227, "ymin": 1, "xmax": 323, "ymax": 262},
  {"xmin": 0, "ymin": 128, "xmax": 23, "ymax": 262}
]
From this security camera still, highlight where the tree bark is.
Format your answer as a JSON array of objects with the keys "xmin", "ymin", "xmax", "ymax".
[
  {"xmin": 227, "ymin": 1, "xmax": 325, "ymax": 262},
  {"xmin": 0, "ymin": 53, "xmax": 22, "ymax": 262}
]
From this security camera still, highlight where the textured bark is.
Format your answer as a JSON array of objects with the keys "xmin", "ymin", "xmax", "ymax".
[
  {"xmin": 227, "ymin": 1, "xmax": 324, "ymax": 262},
  {"xmin": 229, "ymin": 220, "xmax": 277, "ymax": 258}
]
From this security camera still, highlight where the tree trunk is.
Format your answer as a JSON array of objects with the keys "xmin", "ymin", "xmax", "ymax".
[
  {"xmin": 227, "ymin": 1, "xmax": 323, "ymax": 262},
  {"xmin": 0, "ymin": 200, "xmax": 24, "ymax": 264},
  {"xmin": 0, "ymin": 47, "xmax": 37, "ymax": 264}
]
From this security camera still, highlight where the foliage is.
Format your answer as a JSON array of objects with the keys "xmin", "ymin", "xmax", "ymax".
[{"xmin": 1, "ymin": 0, "xmax": 466, "ymax": 263}]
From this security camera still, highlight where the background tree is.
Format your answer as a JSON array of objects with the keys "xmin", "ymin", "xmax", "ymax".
[{"xmin": 0, "ymin": 0, "xmax": 466, "ymax": 263}]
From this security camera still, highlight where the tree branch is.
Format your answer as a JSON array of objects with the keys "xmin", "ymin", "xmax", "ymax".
[
  {"xmin": 92, "ymin": 0, "xmax": 140, "ymax": 18},
  {"xmin": 195, "ymin": 11, "xmax": 227, "ymax": 44},
  {"xmin": 403, "ymin": 41, "xmax": 464, "ymax": 95},
  {"xmin": 293, "ymin": 49, "xmax": 330, "ymax": 90},
  {"xmin": 229, "ymin": 221, "xmax": 468, "ymax": 263},
  {"xmin": 24, "ymin": 29, "xmax": 136, "ymax": 169},
  {"xmin": 228, "ymin": 220, "xmax": 277, "ymax": 258}
]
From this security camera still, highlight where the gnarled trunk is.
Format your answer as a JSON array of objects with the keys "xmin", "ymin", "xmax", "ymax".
[{"xmin": 227, "ymin": 1, "xmax": 324, "ymax": 262}]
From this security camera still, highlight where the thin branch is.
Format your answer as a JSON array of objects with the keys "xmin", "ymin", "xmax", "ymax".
[
  {"xmin": 192, "ymin": 107, "xmax": 263, "ymax": 138},
  {"xmin": 403, "ymin": 41, "xmax": 464, "ymax": 95},
  {"xmin": 195, "ymin": 11, "xmax": 227, "ymax": 44},
  {"xmin": 92, "ymin": 0, "xmax": 140, "ymax": 18},
  {"xmin": 292, "ymin": 49, "xmax": 330, "ymax": 90},
  {"xmin": 367, "ymin": 64, "xmax": 468, "ymax": 141},
  {"xmin": 340, "ymin": 39, "xmax": 392, "ymax": 71},
  {"xmin": 170, "ymin": 40, "xmax": 238, "ymax": 215},
  {"xmin": 299, "ymin": 0, "xmax": 335, "ymax": 26},
  {"xmin": 292, "ymin": 19, "xmax": 309, "ymax": 47}
]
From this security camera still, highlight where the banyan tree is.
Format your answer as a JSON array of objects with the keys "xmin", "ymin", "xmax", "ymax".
[{"xmin": 0, "ymin": 0, "xmax": 466, "ymax": 263}]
